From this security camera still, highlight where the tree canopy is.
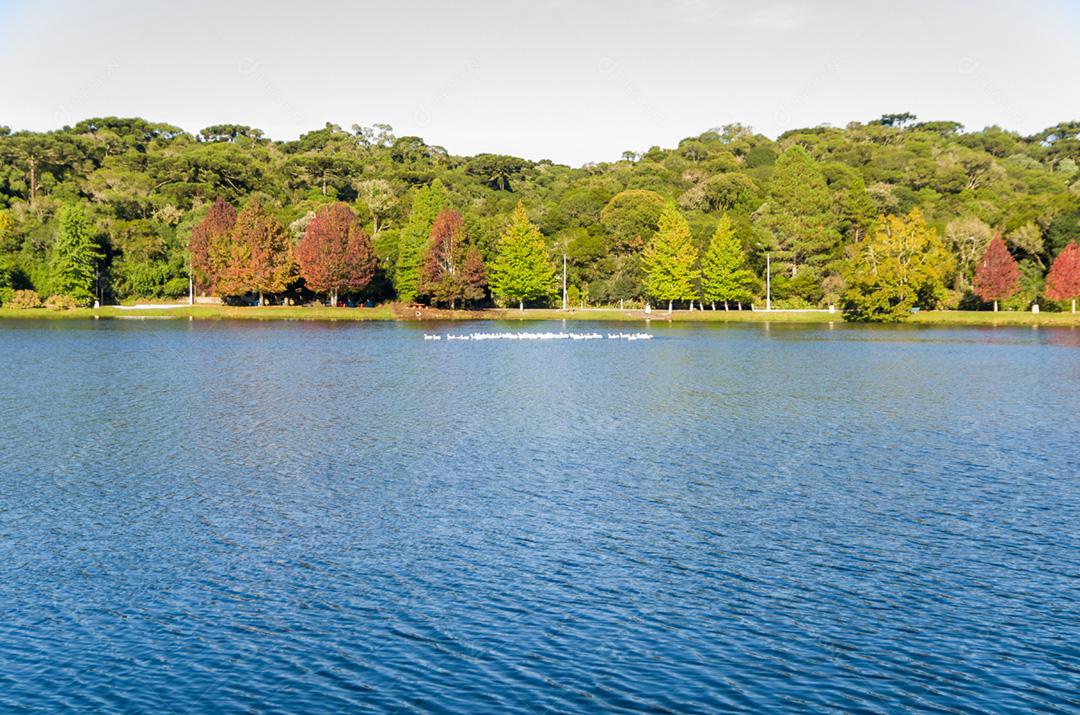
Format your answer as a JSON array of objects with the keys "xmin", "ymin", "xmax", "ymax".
[
  {"xmin": 1, "ymin": 114, "xmax": 1079, "ymax": 317},
  {"xmin": 842, "ymin": 210, "xmax": 955, "ymax": 321}
]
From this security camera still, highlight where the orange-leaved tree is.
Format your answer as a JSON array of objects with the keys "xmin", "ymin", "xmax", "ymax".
[
  {"xmin": 189, "ymin": 197, "xmax": 236, "ymax": 294},
  {"xmin": 212, "ymin": 197, "xmax": 295, "ymax": 303},
  {"xmin": 420, "ymin": 209, "xmax": 470, "ymax": 308}
]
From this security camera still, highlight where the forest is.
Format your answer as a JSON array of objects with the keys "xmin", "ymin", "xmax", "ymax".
[{"xmin": 1, "ymin": 114, "xmax": 1079, "ymax": 320}]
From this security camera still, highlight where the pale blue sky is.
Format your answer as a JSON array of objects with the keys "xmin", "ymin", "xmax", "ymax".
[{"xmin": 1, "ymin": 0, "xmax": 1077, "ymax": 165}]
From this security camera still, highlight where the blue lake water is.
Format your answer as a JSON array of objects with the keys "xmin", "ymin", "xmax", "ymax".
[{"xmin": 1, "ymin": 319, "xmax": 1077, "ymax": 712}]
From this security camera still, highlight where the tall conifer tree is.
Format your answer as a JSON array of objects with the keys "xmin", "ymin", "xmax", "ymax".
[
  {"xmin": 700, "ymin": 214, "xmax": 756, "ymax": 309},
  {"xmin": 489, "ymin": 203, "xmax": 556, "ymax": 310},
  {"xmin": 50, "ymin": 204, "xmax": 102, "ymax": 306},
  {"xmin": 642, "ymin": 205, "xmax": 699, "ymax": 312},
  {"xmin": 395, "ymin": 179, "xmax": 449, "ymax": 302},
  {"xmin": 755, "ymin": 146, "xmax": 839, "ymax": 276}
]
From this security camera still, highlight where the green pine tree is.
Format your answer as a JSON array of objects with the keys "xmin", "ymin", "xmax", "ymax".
[
  {"xmin": 50, "ymin": 204, "xmax": 102, "ymax": 306},
  {"xmin": 489, "ymin": 202, "xmax": 556, "ymax": 310},
  {"xmin": 395, "ymin": 178, "xmax": 449, "ymax": 302},
  {"xmin": 700, "ymin": 214, "xmax": 756, "ymax": 309},
  {"xmin": 642, "ymin": 205, "xmax": 699, "ymax": 312},
  {"xmin": 755, "ymin": 145, "xmax": 839, "ymax": 276}
]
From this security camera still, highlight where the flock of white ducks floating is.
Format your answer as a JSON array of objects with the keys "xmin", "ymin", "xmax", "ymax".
[{"xmin": 423, "ymin": 332, "xmax": 653, "ymax": 341}]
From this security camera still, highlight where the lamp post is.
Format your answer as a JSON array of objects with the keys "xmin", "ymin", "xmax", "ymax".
[
  {"xmin": 757, "ymin": 243, "xmax": 772, "ymax": 311},
  {"xmin": 562, "ymin": 253, "xmax": 567, "ymax": 311},
  {"xmin": 765, "ymin": 252, "xmax": 771, "ymax": 311}
]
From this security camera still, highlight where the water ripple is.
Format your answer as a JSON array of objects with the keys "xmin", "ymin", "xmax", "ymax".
[{"xmin": 0, "ymin": 320, "xmax": 1077, "ymax": 712}]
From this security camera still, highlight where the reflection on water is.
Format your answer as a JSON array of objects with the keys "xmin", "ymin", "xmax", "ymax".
[{"xmin": 1, "ymin": 320, "xmax": 1077, "ymax": 712}]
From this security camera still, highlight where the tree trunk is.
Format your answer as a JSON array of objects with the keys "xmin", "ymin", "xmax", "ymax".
[
  {"xmin": 724, "ymin": 301, "xmax": 729, "ymax": 311},
  {"xmin": 258, "ymin": 291, "xmax": 264, "ymax": 306},
  {"xmin": 993, "ymin": 300, "xmax": 998, "ymax": 312},
  {"xmin": 711, "ymin": 302, "xmax": 716, "ymax": 311},
  {"xmin": 519, "ymin": 300, "xmax": 524, "ymax": 311},
  {"xmin": 667, "ymin": 300, "xmax": 673, "ymax": 314},
  {"xmin": 1073, "ymin": 299, "xmax": 1076, "ymax": 314}
]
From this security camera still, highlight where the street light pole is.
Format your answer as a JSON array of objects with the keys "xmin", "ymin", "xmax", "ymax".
[
  {"xmin": 562, "ymin": 253, "xmax": 567, "ymax": 311},
  {"xmin": 765, "ymin": 252, "xmax": 772, "ymax": 312}
]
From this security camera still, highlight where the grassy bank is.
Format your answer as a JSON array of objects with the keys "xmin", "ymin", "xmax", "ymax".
[
  {"xmin": 0, "ymin": 304, "xmax": 837, "ymax": 323},
  {"xmin": 909, "ymin": 310, "xmax": 1080, "ymax": 327},
  {"xmin": 2, "ymin": 304, "xmax": 1079, "ymax": 327},
  {"xmin": 0, "ymin": 304, "xmax": 395, "ymax": 321}
]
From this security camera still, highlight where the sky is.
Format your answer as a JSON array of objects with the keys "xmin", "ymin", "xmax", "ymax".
[{"xmin": 1, "ymin": 0, "xmax": 1077, "ymax": 166}]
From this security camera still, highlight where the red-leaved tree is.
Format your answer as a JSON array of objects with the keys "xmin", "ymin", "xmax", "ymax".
[
  {"xmin": 189, "ymin": 197, "xmax": 236, "ymax": 294},
  {"xmin": 462, "ymin": 244, "xmax": 487, "ymax": 306},
  {"xmin": 297, "ymin": 202, "xmax": 376, "ymax": 305},
  {"xmin": 421, "ymin": 209, "xmax": 468, "ymax": 307},
  {"xmin": 973, "ymin": 233, "xmax": 1020, "ymax": 311},
  {"xmin": 1045, "ymin": 242, "xmax": 1080, "ymax": 313}
]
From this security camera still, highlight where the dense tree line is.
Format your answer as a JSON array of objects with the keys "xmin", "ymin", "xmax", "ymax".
[{"xmin": 1, "ymin": 115, "xmax": 1079, "ymax": 319}]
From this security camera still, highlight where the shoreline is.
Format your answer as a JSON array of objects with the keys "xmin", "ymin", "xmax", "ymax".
[{"xmin": 2, "ymin": 304, "xmax": 1079, "ymax": 327}]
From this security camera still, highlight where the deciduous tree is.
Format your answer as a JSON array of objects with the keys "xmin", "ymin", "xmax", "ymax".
[
  {"xmin": 600, "ymin": 190, "xmax": 666, "ymax": 253},
  {"xmin": 490, "ymin": 203, "xmax": 556, "ymax": 310},
  {"xmin": 944, "ymin": 216, "xmax": 994, "ymax": 291},
  {"xmin": 462, "ymin": 244, "xmax": 487, "ymax": 306},
  {"xmin": 1045, "ymin": 242, "xmax": 1080, "ymax": 313},
  {"xmin": 354, "ymin": 179, "xmax": 396, "ymax": 239},
  {"xmin": 642, "ymin": 205, "xmax": 700, "ymax": 312},
  {"xmin": 189, "ymin": 197, "xmax": 236, "ymax": 293},
  {"xmin": 213, "ymin": 197, "xmax": 294, "ymax": 302},
  {"xmin": 842, "ymin": 210, "xmax": 954, "ymax": 322},
  {"xmin": 297, "ymin": 202, "xmax": 376, "ymax": 305},
  {"xmin": 973, "ymin": 233, "xmax": 1020, "ymax": 311},
  {"xmin": 420, "ymin": 209, "xmax": 468, "ymax": 307}
]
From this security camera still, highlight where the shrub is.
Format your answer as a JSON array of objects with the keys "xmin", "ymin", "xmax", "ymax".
[
  {"xmin": 44, "ymin": 294, "xmax": 79, "ymax": 311},
  {"xmin": 7, "ymin": 289, "xmax": 43, "ymax": 309}
]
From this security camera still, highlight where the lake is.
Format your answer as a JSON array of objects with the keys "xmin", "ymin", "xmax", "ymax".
[{"xmin": 1, "ymin": 319, "xmax": 1077, "ymax": 712}]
